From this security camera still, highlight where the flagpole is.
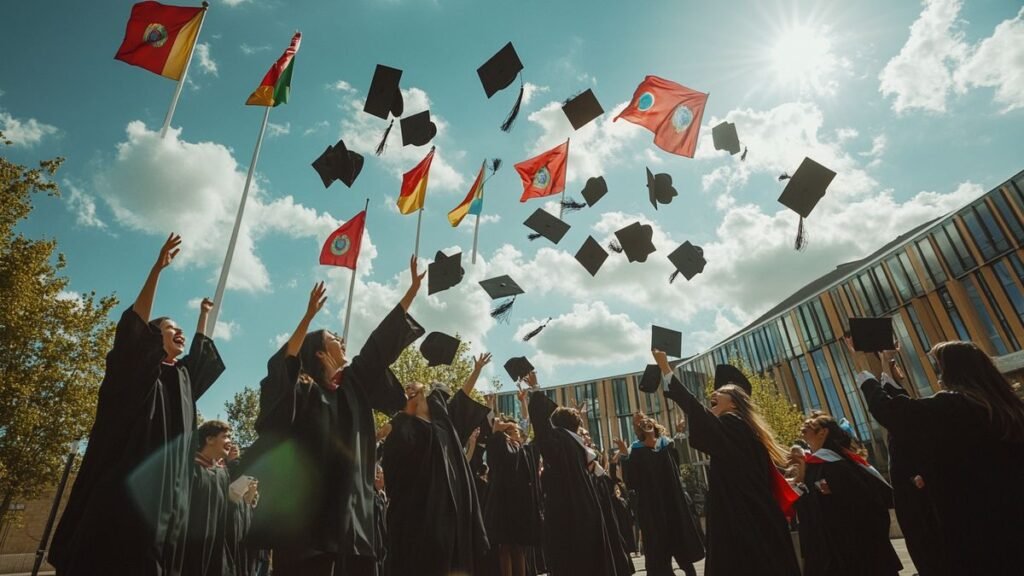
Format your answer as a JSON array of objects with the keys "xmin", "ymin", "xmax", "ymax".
[
  {"xmin": 558, "ymin": 138, "xmax": 570, "ymax": 219},
  {"xmin": 471, "ymin": 159, "xmax": 485, "ymax": 265},
  {"xmin": 414, "ymin": 208, "xmax": 423, "ymax": 260},
  {"xmin": 208, "ymin": 106, "xmax": 271, "ymax": 334},
  {"xmin": 161, "ymin": 2, "xmax": 209, "ymax": 138},
  {"xmin": 343, "ymin": 198, "xmax": 369, "ymax": 342}
]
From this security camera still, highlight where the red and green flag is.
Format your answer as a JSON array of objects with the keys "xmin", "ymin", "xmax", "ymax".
[
  {"xmin": 114, "ymin": 1, "xmax": 206, "ymax": 81},
  {"xmin": 246, "ymin": 32, "xmax": 301, "ymax": 107},
  {"xmin": 320, "ymin": 210, "xmax": 366, "ymax": 269},
  {"xmin": 514, "ymin": 140, "xmax": 569, "ymax": 202},
  {"xmin": 615, "ymin": 76, "xmax": 708, "ymax": 158},
  {"xmin": 398, "ymin": 147, "xmax": 435, "ymax": 215}
]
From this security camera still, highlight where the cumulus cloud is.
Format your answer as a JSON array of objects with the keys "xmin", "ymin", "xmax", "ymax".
[
  {"xmin": 267, "ymin": 121, "xmax": 290, "ymax": 138},
  {"xmin": 330, "ymin": 80, "xmax": 356, "ymax": 93},
  {"xmin": 0, "ymin": 109, "xmax": 58, "ymax": 147},
  {"xmin": 522, "ymin": 83, "xmax": 549, "ymax": 106},
  {"xmin": 194, "ymin": 42, "xmax": 218, "ymax": 76},
  {"xmin": 953, "ymin": 7, "xmax": 1024, "ymax": 112},
  {"xmin": 240, "ymin": 43, "xmax": 270, "ymax": 55},
  {"xmin": 63, "ymin": 180, "xmax": 107, "ymax": 229},
  {"xmin": 516, "ymin": 301, "xmax": 648, "ymax": 371}
]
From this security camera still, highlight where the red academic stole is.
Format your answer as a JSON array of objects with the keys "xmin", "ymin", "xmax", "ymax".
[{"xmin": 769, "ymin": 461, "xmax": 801, "ymax": 520}]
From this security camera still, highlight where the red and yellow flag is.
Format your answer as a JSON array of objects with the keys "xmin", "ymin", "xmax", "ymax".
[
  {"xmin": 514, "ymin": 140, "xmax": 568, "ymax": 202},
  {"xmin": 320, "ymin": 210, "xmax": 366, "ymax": 269},
  {"xmin": 398, "ymin": 147, "xmax": 435, "ymax": 215},
  {"xmin": 246, "ymin": 32, "xmax": 301, "ymax": 107},
  {"xmin": 615, "ymin": 76, "xmax": 707, "ymax": 158},
  {"xmin": 448, "ymin": 162, "xmax": 485, "ymax": 227},
  {"xmin": 114, "ymin": 1, "xmax": 205, "ymax": 81}
]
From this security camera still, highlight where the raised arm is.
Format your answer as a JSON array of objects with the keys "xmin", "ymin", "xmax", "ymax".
[
  {"xmin": 524, "ymin": 371, "xmax": 556, "ymax": 443},
  {"xmin": 462, "ymin": 353, "xmax": 492, "ymax": 396},
  {"xmin": 399, "ymin": 254, "xmax": 426, "ymax": 312},
  {"xmin": 182, "ymin": 297, "xmax": 226, "ymax": 400},
  {"xmin": 132, "ymin": 233, "xmax": 181, "ymax": 323},
  {"xmin": 287, "ymin": 282, "xmax": 327, "ymax": 358},
  {"xmin": 655, "ymin": 349, "xmax": 728, "ymax": 455},
  {"xmin": 196, "ymin": 297, "xmax": 213, "ymax": 337}
]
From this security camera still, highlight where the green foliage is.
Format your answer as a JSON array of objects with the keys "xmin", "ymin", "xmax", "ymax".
[
  {"xmin": 224, "ymin": 386, "xmax": 260, "ymax": 448},
  {"xmin": 706, "ymin": 360, "xmax": 805, "ymax": 448},
  {"xmin": 0, "ymin": 135, "xmax": 118, "ymax": 524}
]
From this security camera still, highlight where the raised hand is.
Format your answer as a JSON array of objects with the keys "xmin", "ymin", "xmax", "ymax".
[
  {"xmin": 287, "ymin": 281, "xmax": 327, "ymax": 358},
  {"xmin": 474, "ymin": 352, "xmax": 492, "ymax": 372},
  {"xmin": 200, "ymin": 297, "xmax": 214, "ymax": 314},
  {"xmin": 306, "ymin": 281, "xmax": 327, "ymax": 319},
  {"xmin": 400, "ymin": 255, "xmax": 428, "ymax": 311},
  {"xmin": 376, "ymin": 421, "xmax": 393, "ymax": 442},
  {"xmin": 613, "ymin": 438, "xmax": 628, "ymax": 454},
  {"xmin": 155, "ymin": 233, "xmax": 182, "ymax": 270},
  {"xmin": 652, "ymin": 348, "xmax": 671, "ymax": 375},
  {"xmin": 516, "ymin": 385, "xmax": 528, "ymax": 404},
  {"xmin": 523, "ymin": 371, "xmax": 538, "ymax": 389}
]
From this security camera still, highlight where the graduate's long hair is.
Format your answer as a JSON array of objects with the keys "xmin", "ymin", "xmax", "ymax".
[
  {"xmin": 931, "ymin": 341, "xmax": 1024, "ymax": 442},
  {"xmin": 297, "ymin": 329, "xmax": 330, "ymax": 388},
  {"xmin": 717, "ymin": 384, "xmax": 791, "ymax": 467},
  {"xmin": 803, "ymin": 412, "xmax": 866, "ymax": 458}
]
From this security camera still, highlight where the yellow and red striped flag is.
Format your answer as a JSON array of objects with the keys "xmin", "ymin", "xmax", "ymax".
[
  {"xmin": 114, "ymin": 1, "xmax": 205, "ymax": 81},
  {"xmin": 398, "ymin": 147, "xmax": 435, "ymax": 215}
]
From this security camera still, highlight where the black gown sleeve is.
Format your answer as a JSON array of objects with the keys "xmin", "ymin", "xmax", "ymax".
[
  {"xmin": 381, "ymin": 414, "xmax": 420, "ymax": 470},
  {"xmin": 105, "ymin": 307, "xmax": 167, "ymax": 408},
  {"xmin": 254, "ymin": 348, "xmax": 303, "ymax": 435},
  {"xmin": 861, "ymin": 378, "xmax": 958, "ymax": 439},
  {"xmin": 663, "ymin": 375, "xmax": 728, "ymax": 455},
  {"xmin": 179, "ymin": 334, "xmax": 226, "ymax": 401},
  {"xmin": 448, "ymin": 390, "xmax": 493, "ymax": 445},
  {"xmin": 527, "ymin": 391, "xmax": 559, "ymax": 444},
  {"xmin": 346, "ymin": 304, "xmax": 426, "ymax": 415}
]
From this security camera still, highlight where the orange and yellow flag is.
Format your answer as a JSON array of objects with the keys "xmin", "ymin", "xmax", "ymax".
[{"xmin": 397, "ymin": 147, "xmax": 435, "ymax": 215}]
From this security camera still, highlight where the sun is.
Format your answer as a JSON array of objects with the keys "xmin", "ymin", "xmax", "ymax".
[{"xmin": 768, "ymin": 24, "xmax": 844, "ymax": 96}]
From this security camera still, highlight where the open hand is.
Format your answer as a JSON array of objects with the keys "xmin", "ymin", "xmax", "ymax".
[
  {"xmin": 306, "ymin": 281, "xmax": 327, "ymax": 319},
  {"xmin": 523, "ymin": 371, "xmax": 538, "ymax": 389},
  {"xmin": 409, "ymin": 255, "xmax": 426, "ymax": 292},
  {"xmin": 516, "ymin": 385, "xmax": 527, "ymax": 403},
  {"xmin": 155, "ymin": 233, "xmax": 182, "ymax": 270},
  {"xmin": 474, "ymin": 352, "xmax": 492, "ymax": 372},
  {"xmin": 614, "ymin": 438, "xmax": 628, "ymax": 454}
]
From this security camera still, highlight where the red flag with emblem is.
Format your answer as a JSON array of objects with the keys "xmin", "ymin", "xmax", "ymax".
[
  {"xmin": 114, "ymin": 1, "xmax": 206, "ymax": 81},
  {"xmin": 320, "ymin": 210, "xmax": 366, "ymax": 269},
  {"xmin": 615, "ymin": 76, "xmax": 708, "ymax": 158},
  {"xmin": 514, "ymin": 139, "xmax": 569, "ymax": 202}
]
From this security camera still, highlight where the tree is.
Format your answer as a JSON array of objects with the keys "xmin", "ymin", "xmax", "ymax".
[
  {"xmin": 706, "ymin": 361, "xmax": 805, "ymax": 449},
  {"xmin": 224, "ymin": 386, "xmax": 259, "ymax": 448},
  {"xmin": 0, "ymin": 135, "xmax": 118, "ymax": 529}
]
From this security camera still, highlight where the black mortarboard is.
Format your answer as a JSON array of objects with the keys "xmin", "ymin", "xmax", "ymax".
[
  {"xmin": 400, "ymin": 110, "xmax": 437, "ymax": 147},
  {"xmin": 524, "ymin": 208, "xmax": 570, "ymax": 244},
  {"xmin": 613, "ymin": 221, "xmax": 656, "ymax": 263},
  {"xmin": 420, "ymin": 332, "xmax": 460, "ymax": 367},
  {"xmin": 574, "ymin": 235, "xmax": 608, "ymax": 277},
  {"xmin": 478, "ymin": 42, "xmax": 525, "ymax": 132},
  {"xmin": 646, "ymin": 167, "xmax": 678, "ymax": 209},
  {"xmin": 581, "ymin": 176, "xmax": 608, "ymax": 206},
  {"xmin": 562, "ymin": 89, "xmax": 604, "ymax": 130},
  {"xmin": 311, "ymin": 139, "xmax": 364, "ymax": 189},
  {"xmin": 480, "ymin": 275, "xmax": 524, "ymax": 322},
  {"xmin": 714, "ymin": 364, "xmax": 752, "ymax": 396},
  {"xmin": 638, "ymin": 364, "xmax": 662, "ymax": 393},
  {"xmin": 364, "ymin": 64, "xmax": 404, "ymax": 120},
  {"xmin": 667, "ymin": 241, "xmax": 706, "ymax": 283},
  {"xmin": 427, "ymin": 250, "xmax": 464, "ymax": 295},
  {"xmin": 652, "ymin": 325, "xmax": 682, "ymax": 358},
  {"xmin": 849, "ymin": 317, "xmax": 895, "ymax": 352},
  {"xmin": 504, "ymin": 356, "xmax": 534, "ymax": 382},
  {"xmin": 712, "ymin": 121, "xmax": 741, "ymax": 155},
  {"xmin": 778, "ymin": 157, "xmax": 835, "ymax": 250}
]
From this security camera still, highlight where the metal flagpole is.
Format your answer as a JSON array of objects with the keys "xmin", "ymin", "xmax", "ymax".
[
  {"xmin": 343, "ymin": 198, "xmax": 369, "ymax": 342},
  {"xmin": 160, "ymin": 2, "xmax": 209, "ymax": 138},
  {"xmin": 471, "ymin": 159, "xmax": 486, "ymax": 265},
  {"xmin": 31, "ymin": 441, "xmax": 79, "ymax": 576},
  {"xmin": 414, "ymin": 207, "xmax": 423, "ymax": 260},
  {"xmin": 208, "ymin": 106, "xmax": 271, "ymax": 334},
  {"xmin": 558, "ymin": 138, "xmax": 569, "ymax": 219}
]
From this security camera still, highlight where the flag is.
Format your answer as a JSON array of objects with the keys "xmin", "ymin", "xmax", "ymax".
[
  {"xmin": 246, "ymin": 32, "xmax": 301, "ymax": 107},
  {"xmin": 448, "ymin": 162, "xmax": 485, "ymax": 227},
  {"xmin": 114, "ymin": 1, "xmax": 205, "ymax": 81},
  {"xmin": 397, "ymin": 147, "xmax": 435, "ymax": 215},
  {"xmin": 615, "ymin": 76, "xmax": 708, "ymax": 158},
  {"xmin": 515, "ymin": 140, "xmax": 568, "ymax": 202},
  {"xmin": 320, "ymin": 210, "xmax": 366, "ymax": 269}
]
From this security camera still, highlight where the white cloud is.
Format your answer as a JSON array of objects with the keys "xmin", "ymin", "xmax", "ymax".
[
  {"xmin": 56, "ymin": 290, "xmax": 83, "ymax": 304},
  {"xmin": 267, "ymin": 121, "xmax": 290, "ymax": 138},
  {"xmin": 457, "ymin": 213, "xmax": 501, "ymax": 235},
  {"xmin": 220, "ymin": 0, "xmax": 251, "ymax": 6},
  {"xmin": 304, "ymin": 120, "xmax": 329, "ymax": 136},
  {"xmin": 64, "ymin": 181, "xmax": 107, "ymax": 229},
  {"xmin": 194, "ymin": 42, "xmax": 218, "ymax": 76},
  {"xmin": 516, "ymin": 302, "xmax": 647, "ymax": 371},
  {"xmin": 271, "ymin": 332, "xmax": 290, "ymax": 349},
  {"xmin": 0, "ymin": 110, "xmax": 58, "ymax": 147},
  {"xmin": 240, "ymin": 44, "xmax": 270, "ymax": 55},
  {"xmin": 953, "ymin": 7, "xmax": 1024, "ymax": 112},
  {"xmin": 522, "ymin": 83, "xmax": 549, "ymax": 106},
  {"xmin": 860, "ymin": 134, "xmax": 888, "ymax": 168},
  {"xmin": 214, "ymin": 320, "xmax": 239, "ymax": 341},
  {"xmin": 330, "ymin": 80, "xmax": 356, "ymax": 93}
]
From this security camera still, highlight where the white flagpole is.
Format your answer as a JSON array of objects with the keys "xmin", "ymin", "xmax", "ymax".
[
  {"xmin": 208, "ymin": 106, "xmax": 271, "ymax": 334},
  {"xmin": 343, "ymin": 198, "xmax": 369, "ymax": 342},
  {"xmin": 414, "ymin": 207, "xmax": 423, "ymax": 260},
  {"xmin": 160, "ymin": 2, "xmax": 209, "ymax": 139},
  {"xmin": 558, "ymin": 138, "xmax": 569, "ymax": 219},
  {"xmin": 471, "ymin": 160, "xmax": 485, "ymax": 265}
]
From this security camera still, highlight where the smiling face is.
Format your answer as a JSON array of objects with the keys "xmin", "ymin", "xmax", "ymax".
[
  {"xmin": 321, "ymin": 331, "xmax": 347, "ymax": 367},
  {"xmin": 800, "ymin": 420, "xmax": 829, "ymax": 453},
  {"xmin": 708, "ymin": 389, "xmax": 737, "ymax": 417},
  {"xmin": 206, "ymin": 430, "xmax": 233, "ymax": 461},
  {"xmin": 404, "ymin": 382, "xmax": 429, "ymax": 414},
  {"xmin": 158, "ymin": 318, "xmax": 185, "ymax": 360}
]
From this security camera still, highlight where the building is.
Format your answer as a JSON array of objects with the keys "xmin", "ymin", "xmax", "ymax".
[{"xmin": 494, "ymin": 169, "xmax": 1024, "ymax": 476}]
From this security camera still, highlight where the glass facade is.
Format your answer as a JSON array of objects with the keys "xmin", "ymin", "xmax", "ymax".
[
  {"xmin": 994, "ymin": 260, "xmax": 1024, "ymax": 326},
  {"xmin": 965, "ymin": 277, "xmax": 1010, "ymax": 355}
]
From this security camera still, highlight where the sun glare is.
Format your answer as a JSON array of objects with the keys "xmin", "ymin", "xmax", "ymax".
[{"xmin": 769, "ymin": 24, "xmax": 841, "ymax": 95}]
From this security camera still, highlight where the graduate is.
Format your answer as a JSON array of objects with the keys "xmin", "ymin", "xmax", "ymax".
[
  {"xmin": 183, "ymin": 420, "xmax": 233, "ymax": 576},
  {"xmin": 589, "ymin": 450, "xmax": 636, "ymax": 576},
  {"xmin": 855, "ymin": 340, "xmax": 1024, "ymax": 574},
  {"xmin": 522, "ymin": 371, "xmax": 621, "ymax": 576},
  {"xmin": 224, "ymin": 446, "xmax": 259, "ymax": 576},
  {"xmin": 656, "ymin": 349, "xmax": 800, "ymax": 576},
  {"xmin": 50, "ymin": 234, "xmax": 225, "ymax": 576},
  {"xmin": 791, "ymin": 412, "xmax": 901, "ymax": 576},
  {"xmin": 372, "ymin": 464, "xmax": 388, "ymax": 576},
  {"xmin": 484, "ymin": 413, "xmax": 543, "ymax": 576},
  {"xmin": 380, "ymin": 353, "xmax": 493, "ymax": 576},
  {"xmin": 615, "ymin": 412, "xmax": 704, "ymax": 576},
  {"xmin": 246, "ymin": 256, "xmax": 426, "ymax": 576}
]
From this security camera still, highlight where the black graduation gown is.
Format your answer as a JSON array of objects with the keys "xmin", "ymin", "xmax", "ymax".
[
  {"xmin": 621, "ymin": 440, "xmax": 705, "ymax": 571},
  {"xmin": 381, "ymin": 389, "xmax": 491, "ymax": 576},
  {"xmin": 663, "ymin": 376, "xmax": 800, "ymax": 576},
  {"xmin": 610, "ymin": 486, "xmax": 637, "ymax": 553},
  {"xmin": 594, "ymin": 473, "xmax": 635, "ymax": 576},
  {"xmin": 861, "ymin": 377, "xmax": 1024, "ymax": 574},
  {"xmin": 183, "ymin": 459, "xmax": 230, "ymax": 576},
  {"xmin": 527, "ymin": 391, "xmax": 619, "ymax": 576},
  {"xmin": 794, "ymin": 456, "xmax": 901, "ymax": 576},
  {"xmin": 50, "ymin": 307, "xmax": 225, "ymax": 576},
  {"xmin": 484, "ymin": 436, "xmax": 543, "ymax": 546},
  {"xmin": 245, "ymin": 304, "xmax": 421, "ymax": 560},
  {"xmin": 224, "ymin": 499, "xmax": 255, "ymax": 576},
  {"xmin": 373, "ymin": 490, "xmax": 388, "ymax": 576}
]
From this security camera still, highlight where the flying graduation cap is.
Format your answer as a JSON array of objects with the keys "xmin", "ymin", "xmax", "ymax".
[
  {"xmin": 478, "ymin": 42, "xmax": 525, "ymax": 132},
  {"xmin": 480, "ymin": 274, "xmax": 524, "ymax": 323},
  {"xmin": 646, "ymin": 168, "xmax": 678, "ymax": 209},
  {"xmin": 364, "ymin": 64, "xmax": 405, "ymax": 155},
  {"xmin": 562, "ymin": 175, "xmax": 607, "ymax": 214},
  {"xmin": 400, "ymin": 110, "xmax": 437, "ymax": 147},
  {"xmin": 420, "ymin": 332, "xmax": 460, "ymax": 367},
  {"xmin": 427, "ymin": 250, "xmax": 464, "ymax": 295},
  {"xmin": 562, "ymin": 89, "xmax": 604, "ymax": 130},
  {"xmin": 652, "ymin": 325, "xmax": 682, "ymax": 358},
  {"xmin": 638, "ymin": 364, "xmax": 663, "ymax": 393},
  {"xmin": 524, "ymin": 208, "xmax": 570, "ymax": 243},
  {"xmin": 712, "ymin": 121, "xmax": 742, "ymax": 155},
  {"xmin": 667, "ymin": 241, "xmax": 706, "ymax": 283},
  {"xmin": 849, "ymin": 317, "xmax": 896, "ymax": 352},
  {"xmin": 778, "ymin": 157, "xmax": 835, "ymax": 251},
  {"xmin": 714, "ymin": 364, "xmax": 752, "ymax": 396},
  {"xmin": 575, "ymin": 235, "xmax": 609, "ymax": 277},
  {"xmin": 311, "ymin": 139, "xmax": 364, "ymax": 188},
  {"xmin": 610, "ymin": 221, "xmax": 656, "ymax": 263},
  {"xmin": 504, "ymin": 356, "xmax": 535, "ymax": 382}
]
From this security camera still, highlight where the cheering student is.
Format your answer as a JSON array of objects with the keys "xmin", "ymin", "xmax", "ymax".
[
  {"xmin": 791, "ymin": 412, "xmax": 901, "ymax": 576},
  {"xmin": 485, "ymin": 414, "xmax": 543, "ymax": 576},
  {"xmin": 246, "ymin": 256, "xmax": 426, "ymax": 576},
  {"xmin": 183, "ymin": 420, "xmax": 233, "ymax": 576},
  {"xmin": 381, "ymin": 353, "xmax": 493, "ymax": 576},
  {"xmin": 523, "ymin": 372, "xmax": 620, "ymax": 576},
  {"xmin": 50, "ymin": 234, "xmax": 226, "ymax": 576},
  {"xmin": 656, "ymin": 349, "xmax": 800, "ymax": 576},
  {"xmin": 855, "ymin": 340, "xmax": 1024, "ymax": 574},
  {"xmin": 615, "ymin": 412, "xmax": 704, "ymax": 576}
]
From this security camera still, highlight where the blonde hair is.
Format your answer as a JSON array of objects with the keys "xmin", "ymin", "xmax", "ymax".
[{"xmin": 718, "ymin": 384, "xmax": 790, "ymax": 467}]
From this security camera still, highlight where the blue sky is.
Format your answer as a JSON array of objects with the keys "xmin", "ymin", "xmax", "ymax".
[{"xmin": 2, "ymin": 0, "xmax": 1022, "ymax": 419}]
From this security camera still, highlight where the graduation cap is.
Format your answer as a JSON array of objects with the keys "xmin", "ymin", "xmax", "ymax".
[
  {"xmin": 400, "ymin": 110, "xmax": 437, "ymax": 147},
  {"xmin": 712, "ymin": 121, "xmax": 741, "ymax": 155},
  {"xmin": 714, "ymin": 364, "xmax": 752, "ymax": 396},
  {"xmin": 524, "ymin": 208, "xmax": 570, "ymax": 244},
  {"xmin": 427, "ymin": 250, "xmax": 464, "ymax": 295},
  {"xmin": 667, "ymin": 241, "xmax": 706, "ymax": 283},
  {"xmin": 420, "ymin": 332, "xmax": 460, "ymax": 367},
  {"xmin": 504, "ymin": 356, "xmax": 534, "ymax": 382},
  {"xmin": 574, "ymin": 235, "xmax": 609, "ymax": 277},
  {"xmin": 652, "ymin": 325, "xmax": 682, "ymax": 358},
  {"xmin": 646, "ymin": 168, "xmax": 678, "ymax": 209},
  {"xmin": 480, "ymin": 274, "xmax": 524, "ymax": 323},
  {"xmin": 364, "ymin": 65, "xmax": 405, "ymax": 155},
  {"xmin": 478, "ymin": 42, "xmax": 525, "ymax": 132},
  {"xmin": 581, "ymin": 176, "xmax": 608, "ymax": 207},
  {"xmin": 638, "ymin": 364, "xmax": 663, "ymax": 393},
  {"xmin": 311, "ymin": 139, "xmax": 364, "ymax": 189},
  {"xmin": 778, "ymin": 157, "xmax": 835, "ymax": 251},
  {"xmin": 849, "ymin": 317, "xmax": 895, "ymax": 352},
  {"xmin": 562, "ymin": 89, "xmax": 604, "ymax": 130},
  {"xmin": 611, "ymin": 221, "xmax": 656, "ymax": 263}
]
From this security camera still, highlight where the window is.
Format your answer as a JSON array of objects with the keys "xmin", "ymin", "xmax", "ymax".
[
  {"xmin": 944, "ymin": 222, "xmax": 976, "ymax": 270},
  {"xmin": 933, "ymin": 229, "xmax": 966, "ymax": 277},
  {"xmin": 962, "ymin": 204, "xmax": 1010, "ymax": 261},
  {"xmin": 618, "ymin": 415, "xmax": 636, "ymax": 443},
  {"xmin": 855, "ymin": 273, "xmax": 883, "ymax": 316},
  {"xmin": 991, "ymin": 191, "xmax": 1024, "ymax": 243},
  {"xmin": 871, "ymin": 265, "xmax": 899, "ymax": 311},
  {"xmin": 994, "ymin": 260, "xmax": 1024, "ymax": 326},
  {"xmin": 829, "ymin": 288, "xmax": 852, "ymax": 332},
  {"xmin": 1009, "ymin": 253, "xmax": 1024, "ymax": 279},
  {"xmin": 938, "ymin": 287, "xmax": 971, "ymax": 341},
  {"xmin": 797, "ymin": 304, "xmax": 820, "ymax": 349},
  {"xmin": 842, "ymin": 283, "xmax": 864, "ymax": 316},
  {"xmin": 781, "ymin": 315, "xmax": 803, "ymax": 357},
  {"xmin": 790, "ymin": 356, "xmax": 820, "ymax": 412},
  {"xmin": 886, "ymin": 255, "xmax": 915, "ymax": 302},
  {"xmin": 964, "ymin": 279, "xmax": 1008, "ymax": 355},
  {"xmin": 893, "ymin": 314, "xmax": 933, "ymax": 396},
  {"xmin": 976, "ymin": 202, "xmax": 1011, "ymax": 253},
  {"xmin": 497, "ymin": 393, "xmax": 517, "ymax": 418},
  {"xmin": 905, "ymin": 305, "xmax": 932, "ymax": 353},
  {"xmin": 811, "ymin": 349, "xmax": 846, "ymax": 420},
  {"xmin": 915, "ymin": 239, "xmax": 948, "ymax": 286},
  {"xmin": 813, "ymin": 299, "xmax": 834, "ymax": 342},
  {"xmin": 612, "ymin": 378, "xmax": 630, "ymax": 416},
  {"xmin": 977, "ymin": 272, "xmax": 1019, "ymax": 350},
  {"xmin": 898, "ymin": 251, "xmax": 925, "ymax": 296},
  {"xmin": 1009, "ymin": 178, "xmax": 1024, "ymax": 211},
  {"xmin": 827, "ymin": 342, "xmax": 872, "ymax": 440}
]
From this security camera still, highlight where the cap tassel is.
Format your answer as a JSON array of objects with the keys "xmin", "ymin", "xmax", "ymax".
[
  {"xmin": 777, "ymin": 172, "xmax": 791, "ymax": 181},
  {"xmin": 560, "ymin": 196, "xmax": 588, "ymax": 214},
  {"xmin": 375, "ymin": 120, "xmax": 394, "ymax": 156},
  {"xmin": 500, "ymin": 78, "xmax": 525, "ymax": 133},
  {"xmin": 490, "ymin": 158, "xmax": 503, "ymax": 173},
  {"xmin": 608, "ymin": 240, "xmax": 623, "ymax": 254},
  {"xmin": 740, "ymin": 146, "xmax": 748, "ymax": 161},
  {"xmin": 669, "ymin": 270, "xmax": 681, "ymax": 284},
  {"xmin": 527, "ymin": 232, "xmax": 543, "ymax": 241},
  {"xmin": 795, "ymin": 216, "xmax": 808, "ymax": 251},
  {"xmin": 491, "ymin": 297, "xmax": 516, "ymax": 323},
  {"xmin": 522, "ymin": 317, "xmax": 551, "ymax": 342}
]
